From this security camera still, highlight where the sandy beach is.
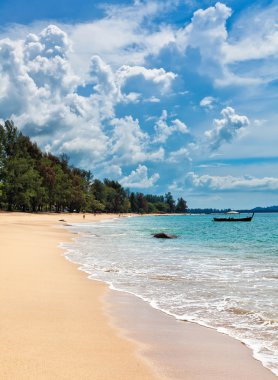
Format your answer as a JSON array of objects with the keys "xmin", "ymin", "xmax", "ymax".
[
  {"xmin": 0, "ymin": 212, "xmax": 162, "ymax": 380},
  {"xmin": 0, "ymin": 212, "xmax": 276, "ymax": 379}
]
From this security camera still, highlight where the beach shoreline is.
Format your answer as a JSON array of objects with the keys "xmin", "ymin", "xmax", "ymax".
[
  {"xmin": 0, "ymin": 212, "xmax": 162, "ymax": 380},
  {"xmin": 105, "ymin": 289, "xmax": 277, "ymax": 380},
  {"xmin": 0, "ymin": 212, "xmax": 276, "ymax": 379}
]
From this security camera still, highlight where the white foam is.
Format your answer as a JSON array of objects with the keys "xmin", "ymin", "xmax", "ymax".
[{"xmin": 60, "ymin": 215, "xmax": 278, "ymax": 376}]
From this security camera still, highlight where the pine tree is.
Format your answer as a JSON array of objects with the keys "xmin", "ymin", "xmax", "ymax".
[{"xmin": 176, "ymin": 197, "xmax": 188, "ymax": 213}]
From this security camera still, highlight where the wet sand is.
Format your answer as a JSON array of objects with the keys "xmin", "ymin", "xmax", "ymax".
[
  {"xmin": 0, "ymin": 212, "xmax": 276, "ymax": 379},
  {"xmin": 106, "ymin": 291, "xmax": 277, "ymax": 379}
]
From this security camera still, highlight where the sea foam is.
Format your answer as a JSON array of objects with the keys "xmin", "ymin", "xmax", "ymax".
[{"xmin": 63, "ymin": 214, "xmax": 278, "ymax": 376}]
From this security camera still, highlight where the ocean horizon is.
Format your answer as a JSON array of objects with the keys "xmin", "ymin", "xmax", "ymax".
[{"xmin": 63, "ymin": 213, "xmax": 278, "ymax": 376}]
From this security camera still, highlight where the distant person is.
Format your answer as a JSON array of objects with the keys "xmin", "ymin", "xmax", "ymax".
[{"xmin": 83, "ymin": 214, "xmax": 85, "ymax": 219}]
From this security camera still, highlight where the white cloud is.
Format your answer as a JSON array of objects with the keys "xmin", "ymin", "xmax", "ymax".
[
  {"xmin": 87, "ymin": 55, "xmax": 120, "ymax": 119},
  {"xmin": 168, "ymin": 147, "xmax": 192, "ymax": 163},
  {"xmin": 110, "ymin": 116, "xmax": 164, "ymax": 164},
  {"xmin": 89, "ymin": 55, "xmax": 118, "ymax": 98},
  {"xmin": 0, "ymin": 23, "xmax": 173, "ymax": 171},
  {"xmin": 182, "ymin": 2, "xmax": 231, "ymax": 50},
  {"xmin": 120, "ymin": 164, "xmax": 160, "ymax": 188},
  {"xmin": 205, "ymin": 107, "xmax": 249, "ymax": 150},
  {"xmin": 176, "ymin": 2, "xmax": 234, "ymax": 85},
  {"xmin": 0, "ymin": 11, "xmax": 164, "ymax": 73},
  {"xmin": 221, "ymin": 3, "xmax": 278, "ymax": 85},
  {"xmin": 115, "ymin": 65, "xmax": 176, "ymax": 102},
  {"xmin": 169, "ymin": 181, "xmax": 184, "ymax": 192},
  {"xmin": 0, "ymin": 1, "xmax": 276, "ymax": 199},
  {"xmin": 1, "ymin": 1, "xmax": 276, "ymax": 89},
  {"xmin": 196, "ymin": 163, "xmax": 229, "ymax": 168},
  {"xmin": 122, "ymin": 92, "xmax": 141, "ymax": 103},
  {"xmin": 117, "ymin": 65, "xmax": 176, "ymax": 93},
  {"xmin": 200, "ymin": 96, "xmax": 217, "ymax": 109},
  {"xmin": 24, "ymin": 25, "xmax": 78, "ymax": 94},
  {"xmin": 174, "ymin": 2, "xmax": 276, "ymax": 86},
  {"xmin": 186, "ymin": 172, "xmax": 278, "ymax": 191},
  {"xmin": 100, "ymin": 164, "xmax": 123, "ymax": 179},
  {"xmin": 154, "ymin": 110, "xmax": 189, "ymax": 143},
  {"xmin": 66, "ymin": 0, "xmax": 176, "ymax": 72},
  {"xmin": 223, "ymin": 3, "xmax": 278, "ymax": 63},
  {"xmin": 144, "ymin": 96, "xmax": 160, "ymax": 103}
]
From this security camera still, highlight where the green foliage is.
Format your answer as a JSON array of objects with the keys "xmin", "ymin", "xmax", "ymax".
[
  {"xmin": 2, "ymin": 156, "xmax": 45, "ymax": 211},
  {"xmin": 89, "ymin": 199, "xmax": 106, "ymax": 212},
  {"xmin": 176, "ymin": 197, "xmax": 188, "ymax": 213},
  {"xmin": 165, "ymin": 192, "xmax": 176, "ymax": 212},
  {"xmin": 0, "ymin": 120, "xmax": 188, "ymax": 213},
  {"xmin": 126, "ymin": 191, "xmax": 187, "ymax": 214}
]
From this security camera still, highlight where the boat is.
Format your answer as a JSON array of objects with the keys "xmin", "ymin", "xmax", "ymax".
[{"xmin": 213, "ymin": 211, "xmax": 254, "ymax": 222}]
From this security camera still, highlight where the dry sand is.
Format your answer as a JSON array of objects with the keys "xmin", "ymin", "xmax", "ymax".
[
  {"xmin": 0, "ymin": 212, "xmax": 162, "ymax": 380},
  {"xmin": 0, "ymin": 212, "xmax": 276, "ymax": 379}
]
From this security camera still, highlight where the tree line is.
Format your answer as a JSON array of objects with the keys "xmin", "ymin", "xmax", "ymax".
[{"xmin": 0, "ymin": 120, "xmax": 188, "ymax": 214}]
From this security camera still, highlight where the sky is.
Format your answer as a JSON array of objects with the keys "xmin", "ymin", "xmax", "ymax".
[{"xmin": 0, "ymin": 0, "xmax": 277, "ymax": 209}]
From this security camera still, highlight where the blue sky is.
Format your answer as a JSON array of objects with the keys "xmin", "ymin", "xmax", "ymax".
[{"xmin": 0, "ymin": 0, "xmax": 277, "ymax": 208}]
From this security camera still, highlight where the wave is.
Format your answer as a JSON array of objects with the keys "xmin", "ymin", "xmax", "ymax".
[{"xmin": 62, "ymin": 216, "xmax": 278, "ymax": 376}]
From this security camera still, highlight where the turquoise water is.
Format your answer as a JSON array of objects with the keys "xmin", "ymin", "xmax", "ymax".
[{"xmin": 64, "ymin": 214, "xmax": 278, "ymax": 376}]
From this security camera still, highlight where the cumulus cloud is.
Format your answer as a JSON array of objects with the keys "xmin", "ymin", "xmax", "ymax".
[
  {"xmin": 110, "ymin": 116, "xmax": 164, "ymax": 164},
  {"xmin": 204, "ymin": 107, "xmax": 249, "ymax": 150},
  {"xmin": 186, "ymin": 172, "xmax": 278, "ymax": 191},
  {"xmin": 89, "ymin": 55, "xmax": 118, "ymax": 98},
  {"xmin": 0, "ymin": 1, "xmax": 275, "ymax": 198},
  {"xmin": 75, "ymin": 0, "xmax": 275, "ymax": 87},
  {"xmin": 1, "ymin": 1, "xmax": 276, "ymax": 89},
  {"xmin": 115, "ymin": 65, "xmax": 176, "ymax": 103},
  {"xmin": 0, "ymin": 23, "xmax": 175, "ymax": 171},
  {"xmin": 120, "ymin": 164, "xmax": 160, "ymax": 188},
  {"xmin": 178, "ymin": 2, "xmax": 231, "ymax": 51},
  {"xmin": 154, "ymin": 110, "xmax": 189, "ymax": 143},
  {"xmin": 117, "ymin": 65, "xmax": 176, "ymax": 93},
  {"xmin": 87, "ymin": 60, "xmax": 177, "ymax": 105},
  {"xmin": 24, "ymin": 25, "xmax": 78, "ymax": 94},
  {"xmin": 175, "ymin": 2, "xmax": 233, "ymax": 84},
  {"xmin": 174, "ymin": 2, "xmax": 275, "ymax": 85}
]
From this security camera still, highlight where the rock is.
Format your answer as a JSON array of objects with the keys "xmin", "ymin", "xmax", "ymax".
[{"xmin": 153, "ymin": 233, "xmax": 177, "ymax": 239}]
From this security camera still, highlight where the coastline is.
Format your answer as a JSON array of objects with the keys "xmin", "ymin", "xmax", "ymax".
[
  {"xmin": 0, "ymin": 212, "xmax": 162, "ymax": 380},
  {"xmin": 0, "ymin": 212, "xmax": 276, "ymax": 379},
  {"xmin": 106, "ymin": 291, "xmax": 277, "ymax": 380}
]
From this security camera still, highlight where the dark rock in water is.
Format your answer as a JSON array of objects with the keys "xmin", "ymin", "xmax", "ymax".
[{"xmin": 153, "ymin": 233, "xmax": 177, "ymax": 239}]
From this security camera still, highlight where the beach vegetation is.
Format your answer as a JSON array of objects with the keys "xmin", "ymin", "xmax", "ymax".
[
  {"xmin": 176, "ymin": 197, "xmax": 188, "ymax": 213},
  {"xmin": 0, "ymin": 120, "xmax": 188, "ymax": 214}
]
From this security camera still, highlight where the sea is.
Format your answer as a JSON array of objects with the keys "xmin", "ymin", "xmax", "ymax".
[{"xmin": 63, "ymin": 213, "xmax": 278, "ymax": 376}]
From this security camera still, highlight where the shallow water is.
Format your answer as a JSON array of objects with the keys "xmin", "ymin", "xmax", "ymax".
[{"xmin": 63, "ymin": 213, "xmax": 278, "ymax": 376}]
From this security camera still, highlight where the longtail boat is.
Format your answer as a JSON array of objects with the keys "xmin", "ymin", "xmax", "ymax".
[{"xmin": 213, "ymin": 211, "xmax": 254, "ymax": 222}]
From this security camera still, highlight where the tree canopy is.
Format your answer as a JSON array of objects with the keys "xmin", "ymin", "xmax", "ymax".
[{"xmin": 0, "ymin": 120, "xmax": 188, "ymax": 214}]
